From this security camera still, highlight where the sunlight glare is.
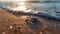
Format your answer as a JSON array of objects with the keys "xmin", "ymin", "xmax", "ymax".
[{"xmin": 17, "ymin": 6, "xmax": 26, "ymax": 11}]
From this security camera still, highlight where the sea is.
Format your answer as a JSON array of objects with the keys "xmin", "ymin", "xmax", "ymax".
[{"xmin": 0, "ymin": 1, "xmax": 60, "ymax": 17}]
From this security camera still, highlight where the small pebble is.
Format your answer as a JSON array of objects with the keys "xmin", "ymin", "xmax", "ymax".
[
  {"xmin": 2, "ymin": 32, "xmax": 5, "ymax": 34},
  {"xmin": 10, "ymin": 26, "xmax": 12, "ymax": 29}
]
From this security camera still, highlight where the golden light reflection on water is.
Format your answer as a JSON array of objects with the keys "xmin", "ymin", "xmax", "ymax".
[
  {"xmin": 7, "ymin": 0, "xmax": 34, "ymax": 13},
  {"xmin": 17, "ymin": 6, "xmax": 26, "ymax": 11},
  {"xmin": 8, "ymin": 0, "xmax": 28, "ymax": 11},
  {"xmin": 20, "ymin": 2, "xmax": 25, "ymax": 5},
  {"xmin": 14, "ymin": 1, "xmax": 27, "ymax": 11}
]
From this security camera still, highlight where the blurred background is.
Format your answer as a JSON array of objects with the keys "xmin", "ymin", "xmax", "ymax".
[{"xmin": 0, "ymin": 0, "xmax": 60, "ymax": 17}]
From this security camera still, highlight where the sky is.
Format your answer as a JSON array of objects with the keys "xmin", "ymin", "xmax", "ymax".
[
  {"xmin": 0, "ymin": 0, "xmax": 60, "ymax": 1},
  {"xmin": 0, "ymin": 0, "xmax": 40, "ymax": 1}
]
